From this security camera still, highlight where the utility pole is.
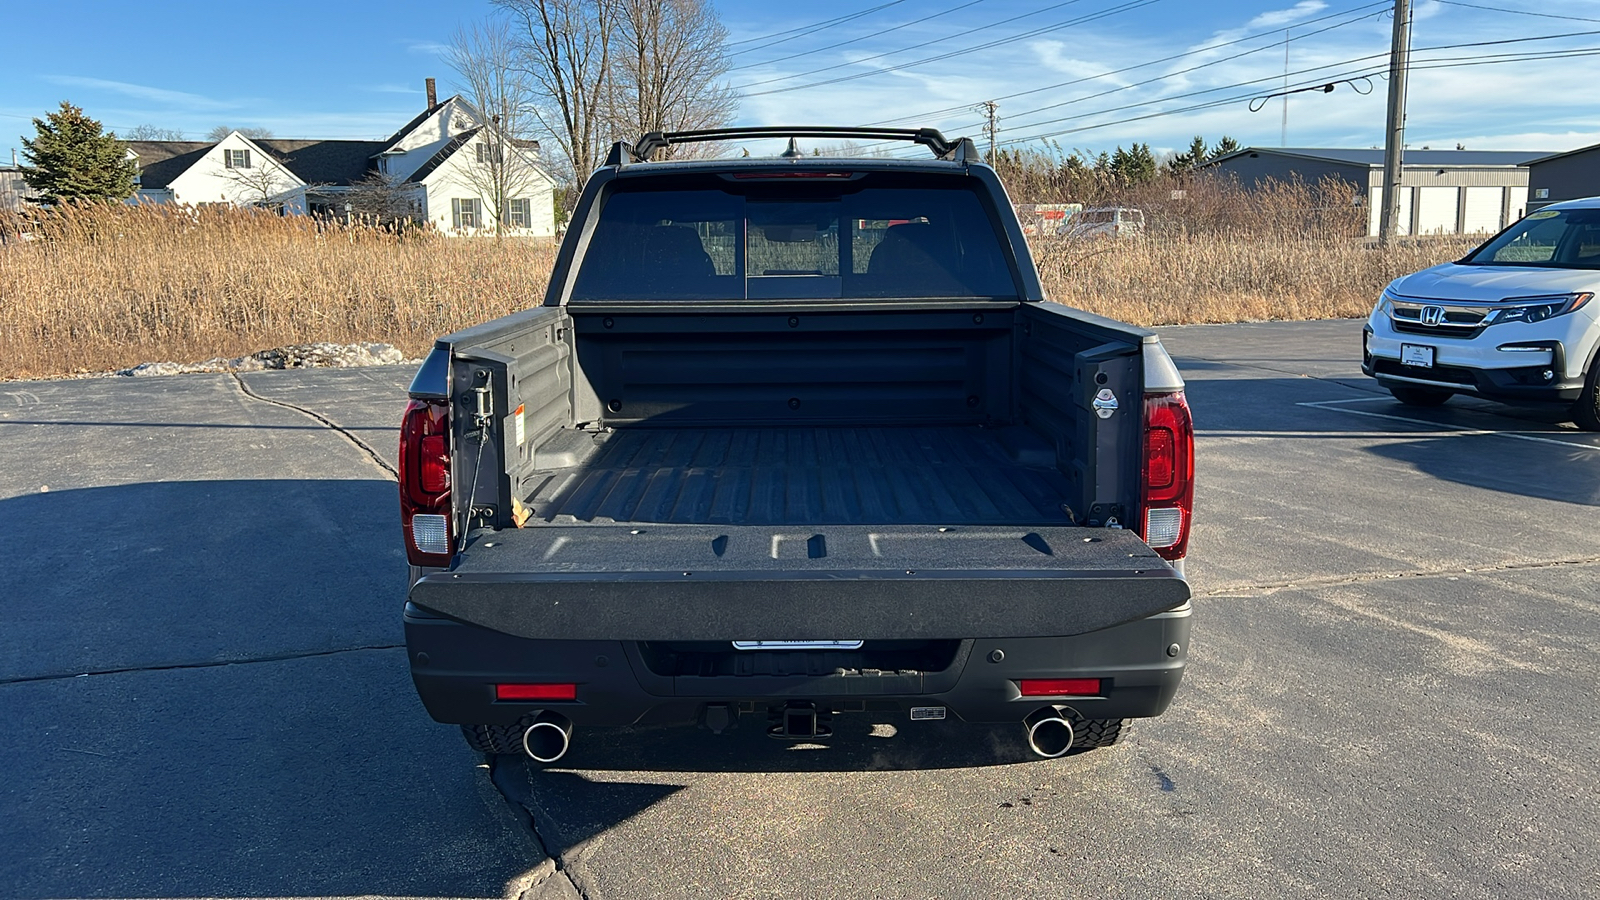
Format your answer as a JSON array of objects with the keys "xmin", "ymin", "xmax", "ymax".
[
  {"xmin": 979, "ymin": 100, "xmax": 999, "ymax": 167},
  {"xmin": 1378, "ymin": 0, "xmax": 1412, "ymax": 246}
]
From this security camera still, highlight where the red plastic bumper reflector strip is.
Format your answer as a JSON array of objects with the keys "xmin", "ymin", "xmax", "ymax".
[
  {"xmin": 495, "ymin": 683, "xmax": 577, "ymax": 701},
  {"xmin": 1018, "ymin": 678, "xmax": 1102, "ymax": 697}
]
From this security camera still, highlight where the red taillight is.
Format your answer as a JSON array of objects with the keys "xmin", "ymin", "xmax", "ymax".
[
  {"xmin": 399, "ymin": 398, "xmax": 453, "ymax": 567},
  {"xmin": 1139, "ymin": 392, "xmax": 1194, "ymax": 561},
  {"xmin": 496, "ymin": 683, "xmax": 577, "ymax": 701},
  {"xmin": 1019, "ymin": 678, "xmax": 1102, "ymax": 697}
]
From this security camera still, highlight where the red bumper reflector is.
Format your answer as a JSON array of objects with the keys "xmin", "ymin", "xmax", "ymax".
[
  {"xmin": 1018, "ymin": 678, "xmax": 1102, "ymax": 697},
  {"xmin": 495, "ymin": 683, "xmax": 577, "ymax": 701}
]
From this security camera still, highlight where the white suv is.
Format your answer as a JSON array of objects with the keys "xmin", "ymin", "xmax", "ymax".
[{"xmin": 1363, "ymin": 198, "xmax": 1600, "ymax": 430}]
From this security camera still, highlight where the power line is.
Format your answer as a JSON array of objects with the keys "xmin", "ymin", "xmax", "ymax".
[
  {"xmin": 1433, "ymin": 0, "xmax": 1600, "ymax": 25},
  {"xmin": 986, "ymin": 27, "xmax": 1600, "ymax": 140},
  {"xmin": 730, "ymin": 0, "xmax": 990, "ymax": 72},
  {"xmin": 733, "ymin": 0, "xmax": 1094, "ymax": 91},
  {"xmin": 725, "ymin": 1, "xmax": 911, "ymax": 54},
  {"xmin": 736, "ymin": 0, "xmax": 1164, "ymax": 98},
  {"xmin": 857, "ymin": 0, "xmax": 1389, "ymax": 130},
  {"xmin": 991, "ymin": 44, "xmax": 1600, "ymax": 148}
]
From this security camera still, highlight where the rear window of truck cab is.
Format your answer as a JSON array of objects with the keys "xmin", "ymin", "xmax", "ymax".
[{"xmin": 571, "ymin": 179, "xmax": 1018, "ymax": 300}]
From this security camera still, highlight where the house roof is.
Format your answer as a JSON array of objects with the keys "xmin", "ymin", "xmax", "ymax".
[
  {"xmin": 256, "ymin": 139, "xmax": 387, "ymax": 186},
  {"xmin": 123, "ymin": 140, "xmax": 213, "ymax": 189},
  {"xmin": 379, "ymin": 98, "xmax": 452, "ymax": 154},
  {"xmin": 1521, "ymin": 141, "xmax": 1600, "ymax": 166},
  {"xmin": 1206, "ymin": 147, "xmax": 1543, "ymax": 169},
  {"xmin": 405, "ymin": 126, "xmax": 482, "ymax": 184}
]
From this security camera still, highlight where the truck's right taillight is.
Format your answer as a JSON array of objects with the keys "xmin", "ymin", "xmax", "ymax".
[
  {"xmin": 400, "ymin": 398, "xmax": 453, "ymax": 567},
  {"xmin": 1140, "ymin": 391, "xmax": 1194, "ymax": 561}
]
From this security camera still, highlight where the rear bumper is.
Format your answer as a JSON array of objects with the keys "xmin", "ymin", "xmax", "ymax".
[{"xmin": 404, "ymin": 601, "xmax": 1191, "ymax": 727}]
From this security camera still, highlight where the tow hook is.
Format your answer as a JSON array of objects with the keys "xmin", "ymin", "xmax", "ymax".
[{"xmin": 768, "ymin": 701, "xmax": 832, "ymax": 740}]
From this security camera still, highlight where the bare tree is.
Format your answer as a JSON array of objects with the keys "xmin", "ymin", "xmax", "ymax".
[
  {"xmin": 494, "ymin": 0, "xmax": 618, "ymax": 187},
  {"xmin": 446, "ymin": 20, "xmax": 554, "ymax": 234},
  {"xmin": 612, "ymin": 0, "xmax": 737, "ymax": 157},
  {"xmin": 126, "ymin": 124, "xmax": 187, "ymax": 141},
  {"xmin": 342, "ymin": 171, "xmax": 424, "ymax": 228},
  {"xmin": 206, "ymin": 125, "xmax": 274, "ymax": 142},
  {"xmin": 221, "ymin": 151, "xmax": 302, "ymax": 210}
]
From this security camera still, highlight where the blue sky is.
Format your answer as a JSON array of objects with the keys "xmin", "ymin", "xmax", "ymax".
[{"xmin": 3, "ymin": 0, "xmax": 1598, "ymax": 163}]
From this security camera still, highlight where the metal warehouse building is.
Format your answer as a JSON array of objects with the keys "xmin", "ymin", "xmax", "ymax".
[
  {"xmin": 1204, "ymin": 147, "xmax": 1542, "ymax": 237},
  {"xmin": 1524, "ymin": 143, "xmax": 1600, "ymax": 211}
]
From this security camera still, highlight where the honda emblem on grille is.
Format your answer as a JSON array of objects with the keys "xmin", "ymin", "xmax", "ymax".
[{"xmin": 1421, "ymin": 306, "xmax": 1445, "ymax": 326}]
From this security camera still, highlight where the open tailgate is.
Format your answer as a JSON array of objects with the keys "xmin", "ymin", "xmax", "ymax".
[{"xmin": 409, "ymin": 525, "xmax": 1188, "ymax": 641}]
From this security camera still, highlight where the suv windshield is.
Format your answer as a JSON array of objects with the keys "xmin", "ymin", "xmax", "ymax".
[
  {"xmin": 572, "ymin": 183, "xmax": 1017, "ymax": 300},
  {"xmin": 1463, "ymin": 207, "xmax": 1600, "ymax": 269}
]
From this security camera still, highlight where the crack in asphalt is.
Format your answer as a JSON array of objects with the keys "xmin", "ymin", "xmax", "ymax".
[
  {"xmin": 489, "ymin": 755, "xmax": 597, "ymax": 900},
  {"xmin": 0, "ymin": 644, "xmax": 405, "ymax": 686},
  {"xmin": 1202, "ymin": 554, "xmax": 1600, "ymax": 597},
  {"xmin": 229, "ymin": 373, "xmax": 399, "ymax": 480}
]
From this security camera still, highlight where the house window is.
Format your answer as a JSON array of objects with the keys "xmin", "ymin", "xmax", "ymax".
[
  {"xmin": 505, "ymin": 198, "xmax": 531, "ymax": 228},
  {"xmin": 452, "ymin": 198, "xmax": 480, "ymax": 229},
  {"xmin": 225, "ymin": 149, "xmax": 252, "ymax": 169},
  {"xmin": 476, "ymin": 143, "xmax": 502, "ymax": 165}
]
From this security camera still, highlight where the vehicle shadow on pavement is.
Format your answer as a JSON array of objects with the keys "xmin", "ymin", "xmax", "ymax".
[
  {"xmin": 0, "ymin": 479, "xmax": 542, "ymax": 899},
  {"xmin": 1180, "ymin": 374, "xmax": 1599, "ymax": 506},
  {"xmin": 530, "ymin": 716, "xmax": 1051, "ymax": 774}
]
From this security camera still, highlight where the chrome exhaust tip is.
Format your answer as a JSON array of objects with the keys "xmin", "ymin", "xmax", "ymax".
[
  {"xmin": 1024, "ymin": 706, "xmax": 1076, "ymax": 759},
  {"xmin": 522, "ymin": 712, "xmax": 573, "ymax": 764}
]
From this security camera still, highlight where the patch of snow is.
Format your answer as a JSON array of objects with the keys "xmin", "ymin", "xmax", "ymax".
[{"xmin": 117, "ymin": 342, "xmax": 408, "ymax": 377}]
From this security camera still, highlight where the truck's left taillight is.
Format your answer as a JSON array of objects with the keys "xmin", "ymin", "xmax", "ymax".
[
  {"xmin": 1139, "ymin": 391, "xmax": 1194, "ymax": 562},
  {"xmin": 400, "ymin": 398, "xmax": 453, "ymax": 567}
]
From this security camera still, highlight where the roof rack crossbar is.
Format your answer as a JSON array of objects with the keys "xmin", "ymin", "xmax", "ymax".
[{"xmin": 607, "ymin": 126, "xmax": 978, "ymax": 165}]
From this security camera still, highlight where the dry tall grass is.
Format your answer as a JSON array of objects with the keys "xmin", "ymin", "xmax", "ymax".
[
  {"xmin": 1, "ymin": 189, "xmax": 1478, "ymax": 380},
  {"xmin": 0, "ymin": 204, "xmax": 556, "ymax": 380},
  {"xmin": 1032, "ymin": 176, "xmax": 1478, "ymax": 325}
]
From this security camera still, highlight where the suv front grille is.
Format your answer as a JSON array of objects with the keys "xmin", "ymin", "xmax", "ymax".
[{"xmin": 1388, "ymin": 301, "xmax": 1488, "ymax": 339}]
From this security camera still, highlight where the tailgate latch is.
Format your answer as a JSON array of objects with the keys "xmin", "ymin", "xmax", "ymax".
[{"xmin": 1093, "ymin": 388, "xmax": 1120, "ymax": 419}]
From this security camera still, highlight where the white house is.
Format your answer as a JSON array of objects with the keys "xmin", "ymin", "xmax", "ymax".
[{"xmin": 123, "ymin": 88, "xmax": 556, "ymax": 237}]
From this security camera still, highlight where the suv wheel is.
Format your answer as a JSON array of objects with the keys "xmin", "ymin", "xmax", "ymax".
[
  {"xmin": 1573, "ymin": 365, "xmax": 1600, "ymax": 431},
  {"xmin": 1388, "ymin": 385, "xmax": 1453, "ymax": 407}
]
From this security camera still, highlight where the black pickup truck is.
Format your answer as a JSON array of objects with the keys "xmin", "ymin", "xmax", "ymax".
[{"xmin": 399, "ymin": 127, "xmax": 1194, "ymax": 763}]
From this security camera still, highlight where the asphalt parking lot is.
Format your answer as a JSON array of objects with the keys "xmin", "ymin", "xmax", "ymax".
[{"xmin": 2, "ymin": 318, "xmax": 1596, "ymax": 899}]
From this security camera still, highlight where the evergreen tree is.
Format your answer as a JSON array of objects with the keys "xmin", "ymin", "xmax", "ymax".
[
  {"xmin": 1109, "ymin": 143, "xmax": 1157, "ymax": 184},
  {"xmin": 19, "ymin": 102, "xmax": 137, "ymax": 204},
  {"xmin": 1209, "ymin": 135, "xmax": 1241, "ymax": 159},
  {"xmin": 1165, "ymin": 136, "xmax": 1213, "ymax": 175}
]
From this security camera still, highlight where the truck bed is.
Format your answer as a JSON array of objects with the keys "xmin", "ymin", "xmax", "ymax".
[{"xmin": 522, "ymin": 424, "xmax": 1078, "ymax": 527}]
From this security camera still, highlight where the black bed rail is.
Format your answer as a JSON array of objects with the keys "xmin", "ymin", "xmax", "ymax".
[{"xmin": 604, "ymin": 126, "xmax": 980, "ymax": 166}]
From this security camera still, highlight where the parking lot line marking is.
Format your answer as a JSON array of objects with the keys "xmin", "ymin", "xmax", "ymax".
[
  {"xmin": 1297, "ymin": 397, "xmax": 1393, "ymax": 405},
  {"xmin": 1297, "ymin": 400, "xmax": 1595, "ymax": 450}
]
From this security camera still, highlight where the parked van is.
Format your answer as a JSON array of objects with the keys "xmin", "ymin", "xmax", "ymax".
[{"xmin": 1064, "ymin": 207, "xmax": 1145, "ymax": 239}]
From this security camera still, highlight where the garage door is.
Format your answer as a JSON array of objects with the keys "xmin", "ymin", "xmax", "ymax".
[
  {"xmin": 1462, "ymin": 187, "xmax": 1503, "ymax": 234},
  {"xmin": 1416, "ymin": 187, "xmax": 1459, "ymax": 235},
  {"xmin": 1369, "ymin": 187, "xmax": 1414, "ymax": 236}
]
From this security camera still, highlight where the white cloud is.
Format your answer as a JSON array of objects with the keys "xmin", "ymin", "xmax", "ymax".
[
  {"xmin": 41, "ymin": 76, "xmax": 238, "ymax": 111},
  {"xmin": 1246, "ymin": 2, "xmax": 1328, "ymax": 31}
]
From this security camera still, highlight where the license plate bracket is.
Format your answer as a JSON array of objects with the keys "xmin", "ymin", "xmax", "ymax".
[{"xmin": 1401, "ymin": 344, "xmax": 1435, "ymax": 368}]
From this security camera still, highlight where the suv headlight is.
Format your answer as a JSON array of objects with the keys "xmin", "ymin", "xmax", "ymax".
[{"xmin": 1488, "ymin": 292, "xmax": 1592, "ymax": 325}]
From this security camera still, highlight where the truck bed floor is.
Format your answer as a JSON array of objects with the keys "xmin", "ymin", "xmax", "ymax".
[{"xmin": 525, "ymin": 425, "xmax": 1077, "ymax": 527}]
